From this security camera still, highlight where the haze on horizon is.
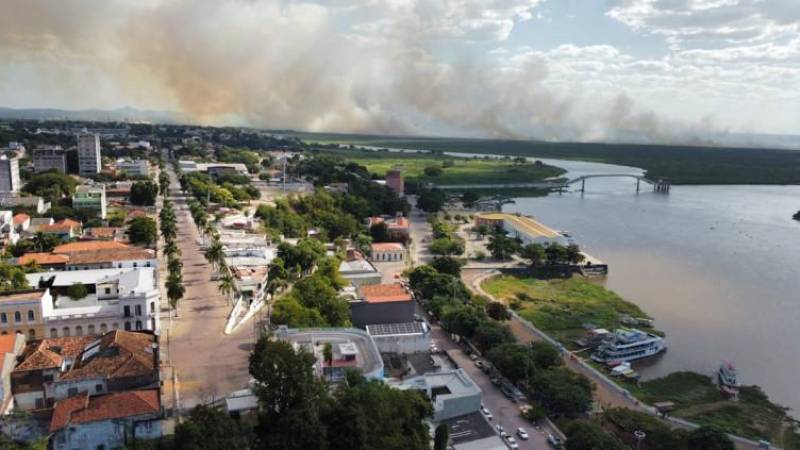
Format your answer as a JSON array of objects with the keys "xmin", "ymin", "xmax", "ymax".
[{"xmin": 1, "ymin": 0, "xmax": 799, "ymax": 146}]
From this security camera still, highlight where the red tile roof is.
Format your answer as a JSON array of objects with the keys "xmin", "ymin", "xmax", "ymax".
[
  {"xmin": 66, "ymin": 248, "xmax": 155, "ymax": 265},
  {"xmin": 39, "ymin": 219, "xmax": 81, "ymax": 233},
  {"xmin": 371, "ymin": 242, "xmax": 404, "ymax": 252},
  {"xmin": 53, "ymin": 240, "xmax": 129, "ymax": 254},
  {"xmin": 59, "ymin": 331, "xmax": 156, "ymax": 381},
  {"xmin": 84, "ymin": 227, "xmax": 120, "ymax": 239},
  {"xmin": 50, "ymin": 389, "xmax": 160, "ymax": 432},
  {"xmin": 12, "ymin": 213, "xmax": 29, "ymax": 225},
  {"xmin": 17, "ymin": 253, "xmax": 70, "ymax": 266},
  {"xmin": 15, "ymin": 335, "xmax": 95, "ymax": 372},
  {"xmin": 360, "ymin": 283, "xmax": 412, "ymax": 303}
]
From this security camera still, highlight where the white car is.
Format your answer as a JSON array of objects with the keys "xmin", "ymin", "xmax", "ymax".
[
  {"xmin": 517, "ymin": 428, "xmax": 529, "ymax": 440},
  {"xmin": 481, "ymin": 407, "xmax": 493, "ymax": 421},
  {"xmin": 506, "ymin": 436, "xmax": 519, "ymax": 449}
]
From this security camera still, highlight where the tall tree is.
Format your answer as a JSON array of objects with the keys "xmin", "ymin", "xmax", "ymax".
[
  {"xmin": 127, "ymin": 216, "xmax": 157, "ymax": 246},
  {"xmin": 487, "ymin": 232, "xmax": 519, "ymax": 260},
  {"xmin": 434, "ymin": 424, "xmax": 449, "ymax": 450},
  {"xmin": 218, "ymin": 271, "xmax": 237, "ymax": 305},
  {"xmin": 174, "ymin": 405, "xmax": 250, "ymax": 450},
  {"xmin": 166, "ymin": 272, "xmax": 185, "ymax": 317}
]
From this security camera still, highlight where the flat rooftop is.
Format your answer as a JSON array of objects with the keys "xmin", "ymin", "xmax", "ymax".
[
  {"xmin": 367, "ymin": 321, "xmax": 425, "ymax": 336},
  {"xmin": 478, "ymin": 212, "xmax": 560, "ymax": 238},
  {"xmin": 277, "ymin": 328, "xmax": 383, "ymax": 379}
]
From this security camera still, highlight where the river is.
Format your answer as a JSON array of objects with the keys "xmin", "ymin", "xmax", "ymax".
[{"xmin": 500, "ymin": 157, "xmax": 800, "ymax": 413}]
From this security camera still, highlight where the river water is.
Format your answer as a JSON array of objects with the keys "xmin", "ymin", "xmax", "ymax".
[{"xmin": 501, "ymin": 157, "xmax": 800, "ymax": 413}]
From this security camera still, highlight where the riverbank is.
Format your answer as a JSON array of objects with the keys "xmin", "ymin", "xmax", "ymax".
[
  {"xmin": 297, "ymin": 132, "xmax": 800, "ymax": 184},
  {"xmin": 482, "ymin": 273, "xmax": 659, "ymax": 344},
  {"xmin": 480, "ymin": 272, "xmax": 799, "ymax": 448},
  {"xmin": 317, "ymin": 147, "xmax": 565, "ymax": 190}
]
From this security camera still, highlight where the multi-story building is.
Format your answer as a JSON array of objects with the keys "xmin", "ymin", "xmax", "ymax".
[
  {"xmin": 72, "ymin": 185, "xmax": 107, "ymax": 219},
  {"xmin": 115, "ymin": 159, "xmax": 150, "ymax": 177},
  {"xmin": 77, "ymin": 133, "xmax": 101, "ymax": 176},
  {"xmin": 386, "ymin": 167, "xmax": 404, "ymax": 197},
  {"xmin": 0, "ymin": 290, "xmax": 48, "ymax": 339},
  {"xmin": 0, "ymin": 156, "xmax": 20, "ymax": 193},
  {"xmin": 50, "ymin": 389, "xmax": 161, "ymax": 450},
  {"xmin": 12, "ymin": 330, "xmax": 159, "ymax": 411},
  {"xmin": 32, "ymin": 146, "xmax": 67, "ymax": 173},
  {"xmin": 26, "ymin": 267, "xmax": 160, "ymax": 337}
]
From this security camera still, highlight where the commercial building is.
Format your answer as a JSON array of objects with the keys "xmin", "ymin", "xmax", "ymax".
[
  {"xmin": 77, "ymin": 133, "xmax": 101, "ymax": 175},
  {"xmin": 350, "ymin": 283, "xmax": 415, "ymax": 328},
  {"xmin": 12, "ymin": 330, "xmax": 159, "ymax": 411},
  {"xmin": 72, "ymin": 185, "xmax": 107, "ymax": 219},
  {"xmin": 116, "ymin": 159, "xmax": 150, "ymax": 177},
  {"xmin": 50, "ymin": 389, "xmax": 161, "ymax": 450},
  {"xmin": 475, "ymin": 212, "xmax": 568, "ymax": 246},
  {"xmin": 386, "ymin": 167, "xmax": 404, "ymax": 197},
  {"xmin": 276, "ymin": 327, "xmax": 384, "ymax": 381},
  {"xmin": 393, "ymin": 369, "xmax": 481, "ymax": 421},
  {"xmin": 0, "ymin": 290, "xmax": 47, "ymax": 339},
  {"xmin": 0, "ymin": 156, "xmax": 20, "ymax": 193},
  {"xmin": 370, "ymin": 242, "xmax": 404, "ymax": 262},
  {"xmin": 26, "ymin": 267, "xmax": 161, "ymax": 337},
  {"xmin": 366, "ymin": 321, "xmax": 431, "ymax": 354},
  {"xmin": 32, "ymin": 146, "xmax": 67, "ymax": 173},
  {"xmin": 178, "ymin": 160, "xmax": 248, "ymax": 175}
]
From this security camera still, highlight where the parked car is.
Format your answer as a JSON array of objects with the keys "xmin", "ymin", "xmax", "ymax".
[
  {"xmin": 475, "ymin": 360, "xmax": 485, "ymax": 369},
  {"xmin": 481, "ymin": 406, "xmax": 493, "ymax": 421},
  {"xmin": 547, "ymin": 433, "xmax": 563, "ymax": 449},
  {"xmin": 495, "ymin": 424, "xmax": 507, "ymax": 437},
  {"xmin": 506, "ymin": 436, "xmax": 519, "ymax": 449},
  {"xmin": 517, "ymin": 428, "xmax": 529, "ymax": 440},
  {"xmin": 491, "ymin": 377, "xmax": 501, "ymax": 386}
]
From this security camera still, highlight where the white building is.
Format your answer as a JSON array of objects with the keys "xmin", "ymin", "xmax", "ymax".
[
  {"xmin": 72, "ymin": 185, "xmax": 107, "ymax": 219},
  {"xmin": 0, "ymin": 195, "xmax": 49, "ymax": 214},
  {"xmin": 26, "ymin": 267, "xmax": 160, "ymax": 337},
  {"xmin": 393, "ymin": 369, "xmax": 481, "ymax": 421},
  {"xmin": 77, "ymin": 133, "xmax": 101, "ymax": 175},
  {"xmin": 0, "ymin": 210, "xmax": 19, "ymax": 245},
  {"xmin": 366, "ymin": 322, "xmax": 431, "ymax": 354},
  {"xmin": 50, "ymin": 389, "xmax": 161, "ymax": 450},
  {"xmin": 0, "ymin": 156, "xmax": 20, "ymax": 193},
  {"xmin": 370, "ymin": 242, "xmax": 404, "ymax": 262},
  {"xmin": 116, "ymin": 159, "xmax": 150, "ymax": 177}
]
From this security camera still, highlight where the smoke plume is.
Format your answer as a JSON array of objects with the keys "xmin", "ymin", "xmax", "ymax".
[{"xmin": 0, "ymin": 0, "xmax": 717, "ymax": 144}]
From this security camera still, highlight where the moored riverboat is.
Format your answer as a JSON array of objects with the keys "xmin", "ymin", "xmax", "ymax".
[{"xmin": 591, "ymin": 328, "xmax": 666, "ymax": 365}]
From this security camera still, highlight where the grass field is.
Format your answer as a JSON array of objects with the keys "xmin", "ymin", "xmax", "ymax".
[
  {"xmin": 481, "ymin": 274, "xmax": 655, "ymax": 343},
  {"xmin": 295, "ymin": 132, "xmax": 800, "ymax": 185},
  {"xmin": 318, "ymin": 148, "xmax": 566, "ymax": 187},
  {"xmin": 629, "ymin": 372, "xmax": 798, "ymax": 446}
]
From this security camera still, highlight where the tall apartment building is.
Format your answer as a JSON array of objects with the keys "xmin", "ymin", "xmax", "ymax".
[
  {"xmin": 0, "ymin": 156, "xmax": 20, "ymax": 192},
  {"xmin": 77, "ymin": 133, "xmax": 101, "ymax": 175},
  {"xmin": 32, "ymin": 146, "xmax": 67, "ymax": 173}
]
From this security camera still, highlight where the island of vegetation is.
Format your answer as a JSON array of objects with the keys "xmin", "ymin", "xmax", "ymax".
[
  {"xmin": 316, "ymin": 147, "xmax": 565, "ymax": 194},
  {"xmin": 793, "ymin": 210, "xmax": 800, "ymax": 221}
]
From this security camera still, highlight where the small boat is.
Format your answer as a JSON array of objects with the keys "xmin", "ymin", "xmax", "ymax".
[{"xmin": 718, "ymin": 361, "xmax": 740, "ymax": 397}]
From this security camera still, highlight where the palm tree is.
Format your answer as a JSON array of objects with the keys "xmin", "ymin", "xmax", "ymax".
[
  {"xmin": 165, "ymin": 273, "xmax": 185, "ymax": 318},
  {"xmin": 163, "ymin": 240, "xmax": 180, "ymax": 260},
  {"xmin": 32, "ymin": 232, "xmax": 48, "ymax": 252},
  {"xmin": 204, "ymin": 241, "xmax": 225, "ymax": 272},
  {"xmin": 218, "ymin": 272, "xmax": 236, "ymax": 305},
  {"xmin": 167, "ymin": 256, "xmax": 183, "ymax": 275}
]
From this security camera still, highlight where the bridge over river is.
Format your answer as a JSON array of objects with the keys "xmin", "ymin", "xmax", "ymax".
[{"xmin": 434, "ymin": 173, "xmax": 672, "ymax": 193}]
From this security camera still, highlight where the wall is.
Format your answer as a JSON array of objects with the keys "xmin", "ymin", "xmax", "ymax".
[{"xmin": 371, "ymin": 332, "xmax": 430, "ymax": 355}]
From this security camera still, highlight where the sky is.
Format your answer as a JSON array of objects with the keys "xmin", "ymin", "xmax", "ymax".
[{"xmin": 1, "ymin": 0, "xmax": 798, "ymax": 144}]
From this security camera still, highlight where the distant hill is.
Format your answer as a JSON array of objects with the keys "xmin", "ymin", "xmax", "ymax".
[{"xmin": 0, "ymin": 106, "xmax": 190, "ymax": 124}]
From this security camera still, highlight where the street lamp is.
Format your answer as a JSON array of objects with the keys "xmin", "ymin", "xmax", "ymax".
[{"xmin": 634, "ymin": 430, "xmax": 646, "ymax": 450}]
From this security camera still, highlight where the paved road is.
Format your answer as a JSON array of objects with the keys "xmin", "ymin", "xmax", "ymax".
[
  {"xmin": 161, "ymin": 166, "xmax": 256, "ymax": 410},
  {"xmin": 427, "ymin": 319, "xmax": 554, "ymax": 450}
]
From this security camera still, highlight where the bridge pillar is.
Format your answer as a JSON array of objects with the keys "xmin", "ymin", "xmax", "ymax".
[
  {"xmin": 581, "ymin": 179, "xmax": 585, "ymax": 193},
  {"xmin": 636, "ymin": 178, "xmax": 640, "ymax": 193}
]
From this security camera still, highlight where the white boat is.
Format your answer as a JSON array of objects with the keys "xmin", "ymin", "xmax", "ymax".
[
  {"xmin": 718, "ymin": 361, "xmax": 740, "ymax": 397},
  {"xmin": 591, "ymin": 328, "xmax": 666, "ymax": 365}
]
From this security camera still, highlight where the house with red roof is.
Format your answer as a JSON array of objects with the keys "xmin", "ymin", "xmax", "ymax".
[
  {"xmin": 367, "ymin": 213, "xmax": 410, "ymax": 241},
  {"xmin": 50, "ymin": 389, "xmax": 161, "ymax": 450},
  {"xmin": 38, "ymin": 219, "xmax": 81, "ymax": 241},
  {"xmin": 12, "ymin": 213, "xmax": 30, "ymax": 232},
  {"xmin": 370, "ymin": 242, "xmax": 404, "ymax": 262},
  {"xmin": 11, "ymin": 330, "xmax": 158, "ymax": 411}
]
